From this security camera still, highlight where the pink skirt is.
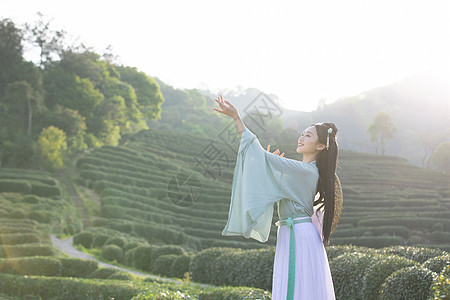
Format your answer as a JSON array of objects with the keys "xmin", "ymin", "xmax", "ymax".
[{"xmin": 272, "ymin": 221, "xmax": 336, "ymax": 299}]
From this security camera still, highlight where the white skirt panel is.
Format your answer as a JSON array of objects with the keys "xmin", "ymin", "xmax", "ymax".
[{"xmin": 271, "ymin": 221, "xmax": 336, "ymax": 300}]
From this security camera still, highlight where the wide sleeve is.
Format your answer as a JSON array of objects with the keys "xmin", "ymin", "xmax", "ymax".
[{"xmin": 221, "ymin": 126, "xmax": 290, "ymax": 243}]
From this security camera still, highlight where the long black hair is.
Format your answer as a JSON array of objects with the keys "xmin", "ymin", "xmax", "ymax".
[{"xmin": 312, "ymin": 122, "xmax": 339, "ymax": 246}]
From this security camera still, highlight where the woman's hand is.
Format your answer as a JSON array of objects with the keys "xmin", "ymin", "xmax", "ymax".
[
  {"xmin": 267, "ymin": 145, "xmax": 285, "ymax": 157},
  {"xmin": 213, "ymin": 94, "xmax": 240, "ymax": 120}
]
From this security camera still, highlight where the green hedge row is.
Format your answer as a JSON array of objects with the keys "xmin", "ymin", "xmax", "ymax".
[
  {"xmin": 0, "ymin": 180, "xmax": 60, "ymax": 197},
  {"xmin": 0, "ymin": 233, "xmax": 41, "ymax": 245},
  {"xmin": 381, "ymin": 266, "xmax": 437, "ymax": 299},
  {"xmin": 0, "ymin": 244, "xmax": 55, "ymax": 258},
  {"xmin": 331, "ymin": 225, "xmax": 410, "ymax": 239},
  {"xmin": 330, "ymin": 236, "xmax": 404, "ymax": 248},
  {"xmin": 358, "ymin": 217, "xmax": 450, "ymax": 231},
  {"xmin": 189, "ymin": 247, "xmax": 275, "ymax": 290},
  {"xmin": 0, "ymin": 273, "xmax": 139, "ymax": 300}
]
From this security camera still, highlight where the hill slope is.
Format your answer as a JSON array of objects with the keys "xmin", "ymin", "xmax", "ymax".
[{"xmin": 75, "ymin": 127, "xmax": 450, "ymax": 251}]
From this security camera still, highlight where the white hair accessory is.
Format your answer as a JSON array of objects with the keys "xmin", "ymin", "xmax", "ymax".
[{"xmin": 326, "ymin": 128, "xmax": 333, "ymax": 150}]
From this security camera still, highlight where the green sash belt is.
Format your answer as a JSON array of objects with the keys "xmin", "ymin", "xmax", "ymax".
[{"xmin": 276, "ymin": 214, "xmax": 312, "ymax": 300}]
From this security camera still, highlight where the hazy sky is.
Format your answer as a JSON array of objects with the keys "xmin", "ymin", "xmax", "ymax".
[{"xmin": 3, "ymin": 0, "xmax": 450, "ymax": 111}]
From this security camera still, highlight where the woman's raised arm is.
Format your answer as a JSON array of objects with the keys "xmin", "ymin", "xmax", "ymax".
[{"xmin": 213, "ymin": 94, "xmax": 245, "ymax": 136}]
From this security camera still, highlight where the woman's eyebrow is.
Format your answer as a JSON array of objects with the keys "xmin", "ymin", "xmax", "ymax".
[{"xmin": 301, "ymin": 131, "xmax": 314, "ymax": 135}]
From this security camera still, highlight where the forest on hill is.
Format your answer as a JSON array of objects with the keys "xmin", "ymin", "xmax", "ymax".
[{"xmin": 0, "ymin": 17, "xmax": 164, "ymax": 169}]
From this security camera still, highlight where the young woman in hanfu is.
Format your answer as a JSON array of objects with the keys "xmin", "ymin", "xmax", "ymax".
[{"xmin": 213, "ymin": 95, "xmax": 343, "ymax": 300}]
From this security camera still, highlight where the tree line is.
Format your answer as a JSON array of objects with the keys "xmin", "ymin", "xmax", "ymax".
[{"xmin": 0, "ymin": 15, "xmax": 164, "ymax": 170}]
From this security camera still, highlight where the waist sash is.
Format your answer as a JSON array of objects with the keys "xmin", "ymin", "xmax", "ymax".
[{"xmin": 275, "ymin": 214, "xmax": 312, "ymax": 300}]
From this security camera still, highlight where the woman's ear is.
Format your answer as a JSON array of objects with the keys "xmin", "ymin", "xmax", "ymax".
[{"xmin": 316, "ymin": 143, "xmax": 326, "ymax": 151}]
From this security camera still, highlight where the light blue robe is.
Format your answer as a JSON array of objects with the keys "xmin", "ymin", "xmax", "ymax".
[{"xmin": 222, "ymin": 126, "xmax": 319, "ymax": 243}]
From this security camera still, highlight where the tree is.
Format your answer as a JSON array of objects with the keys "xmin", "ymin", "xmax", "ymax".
[
  {"xmin": 43, "ymin": 65, "xmax": 103, "ymax": 117},
  {"xmin": 37, "ymin": 126, "xmax": 67, "ymax": 170},
  {"xmin": 0, "ymin": 18, "xmax": 23, "ymax": 95},
  {"xmin": 411, "ymin": 130, "xmax": 450, "ymax": 168},
  {"xmin": 117, "ymin": 66, "xmax": 165, "ymax": 121},
  {"xmin": 42, "ymin": 105, "xmax": 87, "ymax": 154},
  {"xmin": 367, "ymin": 111, "xmax": 397, "ymax": 154},
  {"xmin": 24, "ymin": 12, "xmax": 66, "ymax": 68},
  {"xmin": 430, "ymin": 141, "xmax": 450, "ymax": 173}
]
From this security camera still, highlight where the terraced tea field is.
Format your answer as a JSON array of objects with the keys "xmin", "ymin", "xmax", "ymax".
[{"xmin": 76, "ymin": 128, "xmax": 450, "ymax": 251}]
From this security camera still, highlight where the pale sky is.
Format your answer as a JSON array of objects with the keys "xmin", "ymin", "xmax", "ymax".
[{"xmin": 3, "ymin": 0, "xmax": 450, "ymax": 111}]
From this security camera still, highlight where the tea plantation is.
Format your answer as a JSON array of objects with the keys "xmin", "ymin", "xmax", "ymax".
[{"xmin": 0, "ymin": 127, "xmax": 449, "ymax": 299}]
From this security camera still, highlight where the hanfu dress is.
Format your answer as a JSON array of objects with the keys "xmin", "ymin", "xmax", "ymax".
[{"xmin": 222, "ymin": 126, "xmax": 335, "ymax": 300}]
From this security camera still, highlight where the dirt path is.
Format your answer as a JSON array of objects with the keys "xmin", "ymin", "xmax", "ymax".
[{"xmin": 51, "ymin": 234, "xmax": 186, "ymax": 284}]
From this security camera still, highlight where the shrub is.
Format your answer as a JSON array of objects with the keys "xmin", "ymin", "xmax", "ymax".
[
  {"xmin": 150, "ymin": 245, "xmax": 185, "ymax": 263},
  {"xmin": 21, "ymin": 195, "xmax": 40, "ymax": 204},
  {"xmin": 190, "ymin": 247, "xmax": 236, "ymax": 284},
  {"xmin": 29, "ymin": 210, "xmax": 52, "ymax": 223},
  {"xmin": 101, "ymin": 244, "xmax": 124, "ymax": 264},
  {"xmin": 326, "ymin": 244, "xmax": 376, "ymax": 261},
  {"xmin": 9, "ymin": 208, "xmax": 27, "ymax": 219},
  {"xmin": 151, "ymin": 254, "xmax": 179, "ymax": 276},
  {"xmin": 0, "ymin": 244, "xmax": 55, "ymax": 257},
  {"xmin": 331, "ymin": 236, "xmax": 404, "ymax": 248},
  {"xmin": 330, "ymin": 252, "xmax": 382, "ymax": 300},
  {"xmin": 89, "ymin": 267, "xmax": 128, "ymax": 280},
  {"xmin": 0, "ymin": 273, "xmax": 139, "ymax": 300},
  {"xmin": 0, "ymin": 233, "xmax": 40, "ymax": 245},
  {"xmin": 431, "ymin": 266, "xmax": 450, "ymax": 299},
  {"xmin": 73, "ymin": 232, "xmax": 93, "ymax": 249},
  {"xmin": 213, "ymin": 247, "xmax": 274, "ymax": 290},
  {"xmin": 431, "ymin": 222, "xmax": 445, "ymax": 232},
  {"xmin": 170, "ymin": 253, "xmax": 193, "ymax": 279},
  {"xmin": 105, "ymin": 237, "xmax": 125, "ymax": 248},
  {"xmin": 422, "ymin": 254, "xmax": 450, "ymax": 273},
  {"xmin": 430, "ymin": 231, "xmax": 450, "ymax": 244},
  {"xmin": 92, "ymin": 233, "xmax": 109, "ymax": 248},
  {"xmin": 0, "ymin": 180, "xmax": 31, "ymax": 194},
  {"xmin": 198, "ymin": 286, "xmax": 272, "ymax": 299},
  {"xmin": 107, "ymin": 271, "xmax": 132, "ymax": 280},
  {"xmin": 30, "ymin": 183, "xmax": 61, "ymax": 197},
  {"xmin": 128, "ymin": 246, "xmax": 154, "ymax": 271},
  {"xmin": 0, "ymin": 256, "xmax": 61, "ymax": 276},
  {"xmin": 362, "ymin": 255, "xmax": 418, "ymax": 299},
  {"xmin": 123, "ymin": 241, "xmax": 142, "ymax": 252},
  {"xmin": 381, "ymin": 266, "xmax": 437, "ymax": 300},
  {"xmin": 60, "ymin": 258, "xmax": 98, "ymax": 278},
  {"xmin": 378, "ymin": 245, "xmax": 448, "ymax": 263}
]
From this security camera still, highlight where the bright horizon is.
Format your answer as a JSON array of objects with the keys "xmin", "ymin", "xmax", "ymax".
[{"xmin": 3, "ymin": 0, "xmax": 450, "ymax": 112}]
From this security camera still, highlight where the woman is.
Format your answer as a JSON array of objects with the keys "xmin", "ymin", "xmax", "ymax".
[{"xmin": 213, "ymin": 95, "xmax": 342, "ymax": 300}]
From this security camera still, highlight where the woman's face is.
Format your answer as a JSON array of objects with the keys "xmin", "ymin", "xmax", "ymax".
[{"xmin": 296, "ymin": 125, "xmax": 326, "ymax": 155}]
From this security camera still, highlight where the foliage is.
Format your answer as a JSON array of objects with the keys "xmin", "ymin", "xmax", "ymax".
[
  {"xmin": 73, "ymin": 231, "xmax": 93, "ymax": 249},
  {"xmin": 0, "ymin": 256, "xmax": 61, "ymax": 276},
  {"xmin": 381, "ymin": 265, "xmax": 437, "ymax": 300},
  {"xmin": 330, "ymin": 252, "xmax": 383, "ymax": 300},
  {"xmin": 170, "ymin": 253, "xmax": 193, "ymax": 279},
  {"xmin": 151, "ymin": 254, "xmax": 179, "ymax": 277},
  {"xmin": 422, "ymin": 254, "xmax": 450, "ymax": 273},
  {"xmin": 60, "ymin": 258, "xmax": 98, "ymax": 278},
  {"xmin": 362, "ymin": 255, "xmax": 418, "ymax": 299},
  {"xmin": 37, "ymin": 125, "xmax": 67, "ymax": 170},
  {"xmin": 101, "ymin": 244, "xmax": 124, "ymax": 264},
  {"xmin": 189, "ymin": 247, "xmax": 236, "ymax": 284},
  {"xmin": 431, "ymin": 266, "xmax": 450, "ymax": 300},
  {"xmin": 367, "ymin": 111, "xmax": 397, "ymax": 154},
  {"xmin": 430, "ymin": 141, "xmax": 450, "ymax": 172},
  {"xmin": 0, "ymin": 273, "xmax": 139, "ymax": 300},
  {"xmin": 377, "ymin": 245, "xmax": 448, "ymax": 264}
]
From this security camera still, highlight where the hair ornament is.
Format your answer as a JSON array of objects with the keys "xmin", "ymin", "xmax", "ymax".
[{"xmin": 326, "ymin": 127, "xmax": 333, "ymax": 150}]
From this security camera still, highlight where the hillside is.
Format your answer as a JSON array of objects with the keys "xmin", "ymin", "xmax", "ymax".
[{"xmin": 75, "ymin": 127, "xmax": 450, "ymax": 252}]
